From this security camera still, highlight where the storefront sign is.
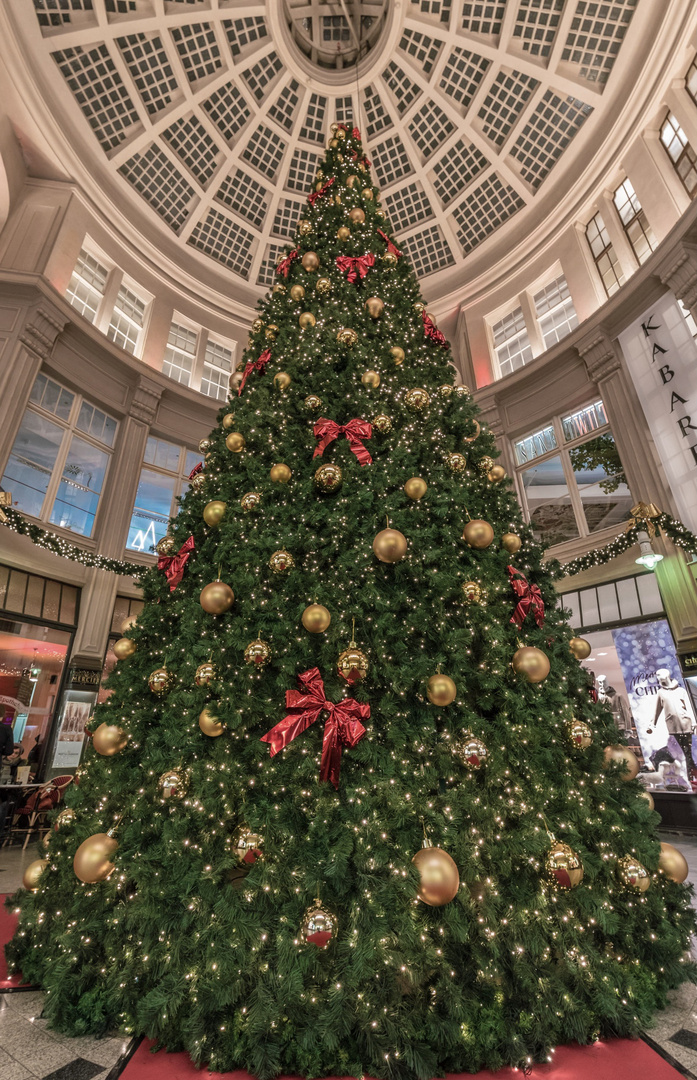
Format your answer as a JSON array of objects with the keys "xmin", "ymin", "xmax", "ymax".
[
  {"xmin": 618, "ymin": 293, "xmax": 697, "ymax": 531},
  {"xmin": 51, "ymin": 691, "xmax": 96, "ymax": 769},
  {"xmin": 680, "ymin": 650, "xmax": 697, "ymax": 674},
  {"xmin": 67, "ymin": 667, "xmax": 101, "ymax": 688}
]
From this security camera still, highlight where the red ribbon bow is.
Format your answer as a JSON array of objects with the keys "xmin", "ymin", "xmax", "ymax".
[
  {"xmin": 313, "ymin": 417, "xmax": 372, "ymax": 466},
  {"xmin": 508, "ymin": 566, "xmax": 545, "ymax": 628},
  {"xmin": 239, "ymin": 349, "xmax": 271, "ymax": 396},
  {"xmin": 350, "ymin": 147, "xmax": 371, "ymax": 168},
  {"xmin": 308, "ymin": 177, "xmax": 335, "ymax": 207},
  {"xmin": 276, "ymin": 249, "xmax": 300, "ymax": 278},
  {"xmin": 377, "ymin": 229, "xmax": 401, "ymax": 258},
  {"xmin": 335, "ymin": 253, "xmax": 376, "ymax": 283},
  {"xmin": 422, "ymin": 311, "xmax": 447, "ymax": 348},
  {"xmin": 157, "ymin": 536, "xmax": 195, "ymax": 592},
  {"xmin": 188, "ymin": 462, "xmax": 203, "ymax": 480},
  {"xmin": 261, "ymin": 667, "xmax": 369, "ymax": 789}
]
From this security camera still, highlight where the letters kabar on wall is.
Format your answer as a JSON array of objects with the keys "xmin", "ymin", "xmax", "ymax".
[{"xmin": 643, "ymin": 315, "xmax": 697, "ymax": 466}]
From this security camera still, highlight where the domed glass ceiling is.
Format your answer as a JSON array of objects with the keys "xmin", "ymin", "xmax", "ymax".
[{"xmin": 282, "ymin": 1, "xmax": 389, "ymax": 72}]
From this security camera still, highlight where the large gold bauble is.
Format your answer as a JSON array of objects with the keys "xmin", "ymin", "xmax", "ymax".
[
  {"xmin": 203, "ymin": 500, "xmax": 226, "ymax": 526},
  {"xmin": 298, "ymin": 219, "xmax": 312, "ymax": 237},
  {"xmin": 198, "ymin": 438, "xmax": 212, "ymax": 454},
  {"xmin": 569, "ymin": 636, "xmax": 592, "ymax": 660},
  {"xmin": 156, "ymin": 535, "xmax": 176, "ymax": 556},
  {"xmin": 302, "ymin": 603, "xmax": 331, "ymax": 633},
  {"xmin": 478, "ymin": 456, "xmax": 495, "ymax": 474},
  {"xmin": 316, "ymin": 277, "xmax": 332, "ymax": 296},
  {"xmin": 373, "ymin": 527, "xmax": 407, "ymax": 563},
  {"xmin": 617, "ymin": 854, "xmax": 650, "ymax": 893},
  {"xmin": 225, "ymin": 432, "xmax": 246, "ymax": 453},
  {"xmin": 639, "ymin": 788, "xmax": 655, "ymax": 810},
  {"xmin": 412, "ymin": 845, "xmax": 459, "ymax": 906},
  {"xmin": 299, "ymin": 312, "xmax": 316, "ymax": 329},
  {"xmin": 265, "ymin": 324, "xmax": 279, "ymax": 341},
  {"xmin": 567, "ymin": 718, "xmax": 592, "ymax": 750},
  {"xmin": 290, "ymin": 284, "xmax": 305, "ymax": 302},
  {"xmin": 445, "ymin": 453, "xmax": 468, "ymax": 475},
  {"xmin": 274, "ymin": 371, "xmax": 292, "ymax": 391},
  {"xmin": 603, "ymin": 744, "xmax": 640, "ymax": 781},
  {"xmin": 462, "ymin": 581, "xmax": 482, "ymax": 604},
  {"xmin": 405, "ymin": 388, "xmax": 431, "ymax": 413},
  {"xmin": 112, "ymin": 636, "xmax": 136, "ymax": 660},
  {"xmin": 269, "ymin": 549, "xmax": 295, "ymax": 575},
  {"xmin": 195, "ymin": 660, "xmax": 217, "ymax": 687},
  {"xmin": 149, "ymin": 667, "xmax": 176, "ymax": 695},
  {"xmin": 453, "ymin": 731, "xmax": 488, "ymax": 769},
  {"xmin": 241, "ymin": 491, "xmax": 262, "ymax": 512},
  {"xmin": 463, "ymin": 520, "xmax": 494, "ymax": 549},
  {"xmin": 251, "ymin": 318, "xmax": 263, "ymax": 333},
  {"xmin": 314, "ymin": 463, "xmax": 343, "ymax": 493},
  {"xmin": 439, "ymin": 384, "xmax": 454, "ymax": 398},
  {"xmin": 199, "ymin": 705, "xmax": 224, "ymax": 737},
  {"xmin": 301, "ymin": 251, "xmax": 320, "ymax": 272},
  {"xmin": 270, "ymin": 463, "xmax": 292, "ymax": 484},
  {"xmin": 301, "ymin": 903, "xmax": 337, "ymax": 948},
  {"xmin": 222, "ymin": 412, "xmax": 236, "ymax": 430},
  {"xmin": 462, "ymin": 419, "xmax": 481, "ymax": 443},
  {"xmin": 427, "ymin": 673, "xmax": 457, "ymax": 706},
  {"xmin": 190, "ymin": 473, "xmax": 206, "ymax": 493},
  {"xmin": 501, "ymin": 532, "xmax": 522, "ymax": 554},
  {"xmin": 92, "ymin": 723, "xmax": 128, "ymax": 757},
  {"xmin": 337, "ymin": 226, "xmax": 351, "ymax": 241},
  {"xmin": 348, "ymin": 207, "xmax": 365, "ymax": 224},
  {"xmin": 373, "ymin": 413, "xmax": 393, "ymax": 434},
  {"xmin": 74, "ymin": 832, "xmax": 118, "ymax": 884},
  {"xmin": 120, "ymin": 612, "xmax": 138, "ymax": 633},
  {"xmin": 488, "ymin": 465, "xmax": 506, "ymax": 483},
  {"xmin": 337, "ymin": 327, "xmax": 358, "ymax": 347},
  {"xmin": 659, "ymin": 841, "xmax": 689, "ymax": 883},
  {"xmin": 23, "ymin": 858, "xmax": 47, "ymax": 892},
  {"xmin": 337, "ymin": 645, "xmax": 369, "ymax": 683},
  {"xmin": 229, "ymin": 371, "xmax": 243, "ymax": 392},
  {"xmin": 545, "ymin": 841, "xmax": 584, "ymax": 890},
  {"xmin": 158, "ymin": 768, "xmax": 189, "ymax": 800},
  {"xmin": 305, "ymin": 395, "xmax": 323, "ymax": 411},
  {"xmin": 404, "ymin": 477, "xmax": 427, "ymax": 500},
  {"xmin": 362, "ymin": 370, "xmax": 381, "ymax": 388},
  {"xmin": 511, "ymin": 646, "xmax": 550, "ymax": 683},
  {"xmin": 391, "ymin": 346, "xmax": 405, "ymax": 364},
  {"xmin": 200, "ymin": 580, "xmax": 235, "ymax": 615},
  {"xmin": 346, "ymin": 173, "xmax": 357, "ymax": 187},
  {"xmin": 361, "ymin": 187, "xmax": 373, "ymax": 200},
  {"xmin": 244, "ymin": 638, "xmax": 272, "ymax": 667},
  {"xmin": 383, "ymin": 252, "xmax": 398, "ymax": 268},
  {"xmin": 233, "ymin": 824, "xmax": 264, "ymax": 866},
  {"xmin": 365, "ymin": 296, "xmax": 384, "ymax": 319},
  {"xmin": 272, "ymin": 283, "xmax": 286, "ymax": 295}
]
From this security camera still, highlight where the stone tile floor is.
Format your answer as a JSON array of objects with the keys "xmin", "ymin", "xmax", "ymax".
[{"xmin": 3, "ymin": 837, "xmax": 697, "ymax": 1078}]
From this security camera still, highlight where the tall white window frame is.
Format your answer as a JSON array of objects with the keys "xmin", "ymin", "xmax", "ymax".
[
  {"xmin": 486, "ymin": 266, "xmax": 579, "ymax": 381},
  {"xmin": 65, "ymin": 240, "xmax": 152, "ymax": 358}
]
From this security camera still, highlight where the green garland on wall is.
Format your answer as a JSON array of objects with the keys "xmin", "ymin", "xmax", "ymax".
[{"xmin": 0, "ymin": 505, "xmax": 144, "ymax": 578}]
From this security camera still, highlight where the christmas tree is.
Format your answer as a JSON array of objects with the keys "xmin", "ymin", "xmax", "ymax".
[{"xmin": 8, "ymin": 124, "xmax": 696, "ymax": 1079}]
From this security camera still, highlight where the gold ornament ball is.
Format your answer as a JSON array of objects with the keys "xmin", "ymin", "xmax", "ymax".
[
  {"xmin": 198, "ymin": 437, "xmax": 212, "ymax": 454},
  {"xmin": 511, "ymin": 646, "xmax": 550, "ymax": 684},
  {"xmin": 439, "ymin": 384, "xmax": 454, "ymax": 398},
  {"xmin": 365, "ymin": 296, "xmax": 384, "ymax": 319},
  {"xmin": 405, "ymin": 388, "xmax": 431, "ymax": 413},
  {"xmin": 501, "ymin": 532, "xmax": 522, "ymax": 554},
  {"xmin": 567, "ymin": 718, "xmax": 593, "ymax": 750},
  {"xmin": 361, "ymin": 187, "xmax": 373, "ymax": 200},
  {"xmin": 298, "ymin": 219, "xmax": 312, "ymax": 236},
  {"xmin": 569, "ymin": 636, "xmax": 592, "ymax": 660},
  {"xmin": 269, "ymin": 550, "xmax": 295, "ymax": 575},
  {"xmin": 348, "ymin": 207, "xmax": 365, "ymax": 224},
  {"xmin": 301, "ymin": 903, "xmax": 337, "ymax": 948},
  {"xmin": 337, "ymin": 226, "xmax": 351, "ymax": 241},
  {"xmin": 383, "ymin": 252, "xmax": 398, "ymax": 268},
  {"xmin": 244, "ymin": 637, "xmax": 272, "ymax": 667},
  {"xmin": 462, "ymin": 581, "xmax": 482, "ymax": 604},
  {"xmin": 427, "ymin": 673, "xmax": 457, "ymax": 706},
  {"xmin": 190, "ymin": 473, "xmax": 206, "ymax": 493},
  {"xmin": 149, "ymin": 667, "xmax": 175, "ymax": 695},
  {"xmin": 203, "ymin": 500, "xmax": 226, "ymax": 526},
  {"xmin": 412, "ymin": 845, "xmax": 459, "ymax": 906},
  {"xmin": 391, "ymin": 346, "xmax": 405, "ymax": 364},
  {"xmin": 373, "ymin": 527, "xmax": 407, "ymax": 563},
  {"xmin": 445, "ymin": 452, "xmax": 468, "ymax": 475},
  {"xmin": 274, "ymin": 371, "xmax": 292, "ymax": 390},
  {"xmin": 299, "ymin": 312, "xmax": 316, "ymax": 330},
  {"xmin": 603, "ymin": 744, "xmax": 640, "ymax": 781},
  {"xmin": 413, "ymin": 302, "xmax": 425, "ymax": 313},
  {"xmin": 74, "ymin": 832, "xmax": 118, "ymax": 884},
  {"xmin": 463, "ymin": 520, "xmax": 495, "ymax": 549},
  {"xmin": 337, "ymin": 645, "xmax": 369, "ymax": 683},
  {"xmin": 301, "ymin": 251, "xmax": 320, "ymax": 272},
  {"xmin": 233, "ymin": 824, "xmax": 264, "ymax": 866},
  {"xmin": 226, "ymin": 432, "xmax": 246, "ymax": 453},
  {"xmin": 488, "ymin": 465, "xmax": 506, "ymax": 483},
  {"xmin": 617, "ymin": 854, "xmax": 650, "ymax": 893},
  {"xmin": 251, "ymin": 317, "xmax": 264, "ymax": 334},
  {"xmin": 229, "ymin": 371, "xmax": 243, "ymax": 392},
  {"xmin": 23, "ymin": 858, "xmax": 47, "ymax": 892},
  {"xmin": 478, "ymin": 456, "xmax": 495, "ymax": 474},
  {"xmin": 113, "ymin": 637, "xmax": 136, "ymax": 660},
  {"xmin": 337, "ymin": 327, "xmax": 358, "ymax": 347},
  {"xmin": 302, "ymin": 603, "xmax": 331, "ymax": 633},
  {"xmin": 241, "ymin": 491, "xmax": 262, "ymax": 512},
  {"xmin": 270, "ymin": 463, "xmax": 292, "ymax": 484},
  {"xmin": 362, "ymin": 370, "xmax": 381, "ymax": 388},
  {"xmin": 316, "ymin": 277, "xmax": 332, "ymax": 296},
  {"xmin": 156, "ymin": 535, "xmax": 176, "ymax": 556},
  {"xmin": 92, "ymin": 723, "xmax": 128, "ymax": 757},
  {"xmin": 346, "ymin": 173, "xmax": 357, "ymax": 187},
  {"xmin": 337, "ymin": 128, "xmax": 346, "ymax": 140},
  {"xmin": 373, "ymin": 413, "xmax": 393, "ymax": 434},
  {"xmin": 53, "ymin": 807, "xmax": 75, "ymax": 833},
  {"xmin": 545, "ymin": 841, "xmax": 584, "ymax": 889},
  {"xmin": 158, "ymin": 768, "xmax": 189, "ymax": 800},
  {"xmin": 272, "ymin": 283, "xmax": 286, "ymax": 295},
  {"xmin": 290, "ymin": 284, "xmax": 305, "ymax": 301},
  {"xmin": 404, "ymin": 476, "xmax": 427, "ymax": 500},
  {"xmin": 222, "ymin": 412, "xmax": 236, "ymax": 430},
  {"xmin": 658, "ymin": 842, "xmax": 689, "ymax": 883},
  {"xmin": 200, "ymin": 580, "xmax": 235, "ymax": 615},
  {"xmin": 195, "ymin": 660, "xmax": 217, "ymax": 688},
  {"xmin": 329, "ymin": 138, "xmax": 339, "ymax": 149},
  {"xmin": 265, "ymin": 324, "xmax": 279, "ymax": 341},
  {"xmin": 314, "ymin": 463, "xmax": 343, "ymax": 493},
  {"xmin": 199, "ymin": 705, "xmax": 224, "ymax": 737},
  {"xmin": 639, "ymin": 788, "xmax": 655, "ymax": 811},
  {"xmin": 305, "ymin": 394, "xmax": 323, "ymax": 411},
  {"xmin": 120, "ymin": 612, "xmax": 138, "ymax": 633},
  {"xmin": 454, "ymin": 732, "xmax": 488, "ymax": 769}
]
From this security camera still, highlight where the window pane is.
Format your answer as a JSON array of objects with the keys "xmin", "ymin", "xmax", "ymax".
[
  {"xmin": 513, "ymin": 423, "xmax": 558, "ymax": 465},
  {"xmin": 163, "ymin": 320, "xmax": 197, "ymax": 386},
  {"xmin": 65, "ymin": 249, "xmax": 108, "ymax": 323},
  {"xmin": 184, "ymin": 450, "xmax": 201, "ymax": 476},
  {"xmin": 29, "ymin": 374, "xmax": 74, "ymax": 420},
  {"xmin": 568, "ymin": 433, "xmax": 633, "ymax": 534},
  {"xmin": 561, "ymin": 400, "xmax": 607, "ymax": 441},
  {"xmin": 521, "ymin": 455, "xmax": 579, "ymax": 546},
  {"xmin": 492, "ymin": 306, "xmax": 532, "ymax": 378},
  {"xmin": 107, "ymin": 284, "xmax": 146, "ymax": 355},
  {"xmin": 1, "ymin": 411, "xmax": 65, "ymax": 517},
  {"xmin": 533, "ymin": 275, "xmax": 578, "ymax": 349},
  {"xmin": 127, "ymin": 467, "xmax": 177, "ymax": 552},
  {"xmin": 49, "ymin": 435, "xmax": 108, "ymax": 537},
  {"xmin": 76, "ymin": 401, "xmax": 117, "ymax": 447},
  {"xmin": 144, "ymin": 437, "xmax": 181, "ymax": 473}
]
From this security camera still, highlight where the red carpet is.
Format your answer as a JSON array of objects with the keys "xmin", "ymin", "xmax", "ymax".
[
  {"xmin": 122, "ymin": 1036, "xmax": 683, "ymax": 1079},
  {"xmin": 0, "ymin": 894, "xmax": 34, "ymax": 989}
]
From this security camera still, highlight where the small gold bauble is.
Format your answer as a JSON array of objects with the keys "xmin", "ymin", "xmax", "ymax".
[
  {"xmin": 439, "ymin": 384, "xmax": 454, "ymax": 397},
  {"xmin": 158, "ymin": 768, "xmax": 189, "ymax": 801},
  {"xmin": 427, "ymin": 673, "xmax": 457, "ymax": 706},
  {"xmin": 301, "ymin": 903, "xmax": 337, "ymax": 948},
  {"xmin": 337, "ymin": 128, "xmax": 346, "ymax": 140},
  {"xmin": 244, "ymin": 638, "xmax": 272, "ymax": 667},
  {"xmin": 445, "ymin": 453, "xmax": 468, "ymax": 475},
  {"xmin": 270, "ymin": 464, "xmax": 292, "ymax": 483},
  {"xmin": 639, "ymin": 788, "xmax": 655, "ymax": 810},
  {"xmin": 477, "ymin": 456, "xmax": 495, "ymax": 474},
  {"xmin": 53, "ymin": 807, "xmax": 75, "ymax": 833},
  {"xmin": 23, "ymin": 859, "xmax": 47, "ymax": 892},
  {"xmin": 404, "ymin": 477, "xmax": 427, "ymax": 500},
  {"xmin": 511, "ymin": 646, "xmax": 550, "ymax": 684},
  {"xmin": 190, "ymin": 473, "xmax": 206, "ymax": 493},
  {"xmin": 92, "ymin": 723, "xmax": 128, "ymax": 757},
  {"xmin": 337, "ymin": 644, "xmax": 369, "ymax": 683},
  {"xmin": 454, "ymin": 731, "xmax": 488, "ymax": 769},
  {"xmin": 301, "ymin": 251, "xmax": 320, "ymax": 272},
  {"xmin": 149, "ymin": 667, "xmax": 176, "ymax": 695},
  {"xmin": 362, "ymin": 370, "xmax": 381, "ymax": 388},
  {"xmin": 74, "ymin": 833, "xmax": 118, "ymax": 884},
  {"xmin": 569, "ymin": 636, "xmax": 592, "ymax": 660},
  {"xmin": 195, "ymin": 660, "xmax": 217, "ymax": 687},
  {"xmin": 413, "ymin": 302, "xmax": 425, "ymax": 313},
  {"xmin": 298, "ymin": 219, "xmax": 312, "ymax": 236},
  {"xmin": 157, "ymin": 535, "xmax": 176, "ymax": 556},
  {"xmin": 545, "ymin": 841, "xmax": 584, "ymax": 890},
  {"xmin": 373, "ymin": 527, "xmax": 407, "ymax": 563},
  {"xmin": 199, "ymin": 705, "xmax": 224, "ymax": 737},
  {"xmin": 330, "ymin": 138, "xmax": 339, "ymax": 148},
  {"xmin": 316, "ymin": 277, "xmax": 332, "ymax": 295},
  {"xmin": 617, "ymin": 854, "xmax": 650, "ymax": 893},
  {"xmin": 274, "ymin": 372, "xmax": 292, "ymax": 391},
  {"xmin": 198, "ymin": 437, "xmax": 212, "ymax": 454},
  {"xmin": 229, "ymin": 371, "xmax": 243, "ymax": 392},
  {"xmin": 391, "ymin": 346, "xmax": 405, "ymax": 364},
  {"xmin": 299, "ymin": 312, "xmax": 316, "ymax": 329},
  {"xmin": 269, "ymin": 549, "xmax": 295, "ymax": 575},
  {"xmin": 658, "ymin": 842, "xmax": 689, "ymax": 883},
  {"xmin": 567, "ymin": 718, "xmax": 592, "ymax": 750},
  {"xmin": 346, "ymin": 174, "xmax": 357, "ymax": 187},
  {"xmin": 251, "ymin": 318, "xmax": 263, "ymax": 333},
  {"xmin": 305, "ymin": 394, "xmax": 323, "ymax": 411},
  {"xmin": 337, "ymin": 327, "xmax": 358, "ymax": 347},
  {"xmin": 290, "ymin": 284, "xmax": 305, "ymax": 301},
  {"xmin": 272, "ymin": 283, "xmax": 286, "ymax": 295},
  {"xmin": 462, "ymin": 420, "xmax": 481, "ymax": 443},
  {"xmin": 203, "ymin": 500, "xmax": 226, "ymax": 526},
  {"xmin": 412, "ymin": 845, "xmax": 459, "ymax": 906},
  {"xmin": 463, "ymin": 520, "xmax": 495, "ymax": 549},
  {"xmin": 314, "ymin": 463, "xmax": 343, "ymax": 493},
  {"xmin": 373, "ymin": 413, "xmax": 393, "ymax": 434},
  {"xmin": 462, "ymin": 581, "xmax": 482, "ymax": 604},
  {"xmin": 375, "ymin": 208, "xmax": 385, "ymax": 218},
  {"xmin": 603, "ymin": 745, "xmax": 639, "ymax": 781},
  {"xmin": 365, "ymin": 296, "xmax": 384, "ymax": 319},
  {"xmin": 488, "ymin": 465, "xmax": 506, "ymax": 483},
  {"xmin": 232, "ymin": 824, "xmax": 264, "ymax": 866},
  {"xmin": 302, "ymin": 603, "xmax": 331, "ymax": 633},
  {"xmin": 226, "ymin": 432, "xmax": 246, "ymax": 453},
  {"xmin": 120, "ymin": 612, "xmax": 138, "ymax": 633},
  {"xmin": 383, "ymin": 252, "xmax": 398, "ymax": 268},
  {"xmin": 348, "ymin": 207, "xmax": 365, "ymax": 224},
  {"xmin": 501, "ymin": 532, "xmax": 522, "ymax": 554},
  {"xmin": 337, "ymin": 226, "xmax": 351, "ymax": 241},
  {"xmin": 200, "ymin": 580, "xmax": 235, "ymax": 615},
  {"xmin": 241, "ymin": 491, "xmax": 262, "ymax": 512},
  {"xmin": 405, "ymin": 388, "xmax": 431, "ymax": 413},
  {"xmin": 265, "ymin": 324, "xmax": 279, "ymax": 341},
  {"xmin": 113, "ymin": 636, "xmax": 136, "ymax": 660},
  {"xmin": 361, "ymin": 187, "xmax": 373, "ymax": 200}
]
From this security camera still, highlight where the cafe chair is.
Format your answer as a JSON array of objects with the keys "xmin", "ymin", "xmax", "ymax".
[{"xmin": 12, "ymin": 774, "xmax": 73, "ymax": 849}]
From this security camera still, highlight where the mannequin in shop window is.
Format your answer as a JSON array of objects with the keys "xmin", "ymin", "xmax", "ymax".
[
  {"xmin": 652, "ymin": 668, "xmax": 697, "ymax": 780},
  {"xmin": 595, "ymin": 674, "xmax": 632, "ymax": 736}
]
